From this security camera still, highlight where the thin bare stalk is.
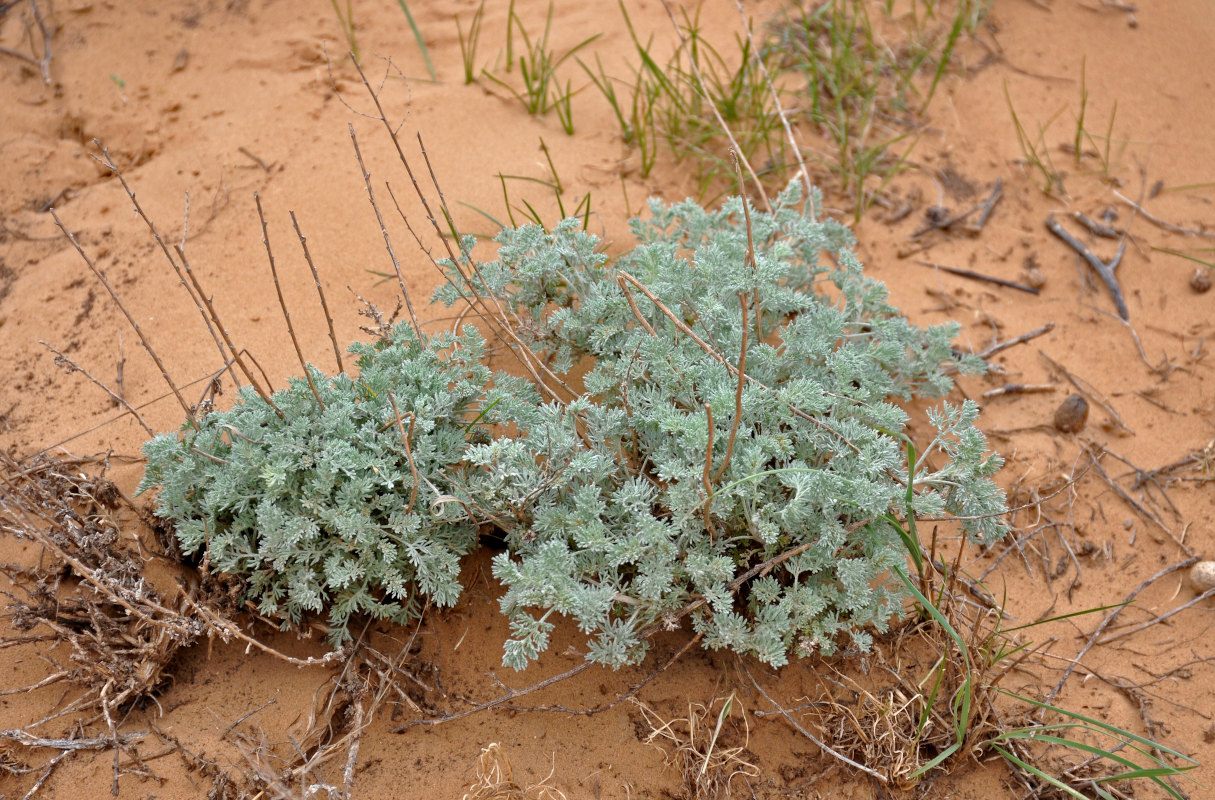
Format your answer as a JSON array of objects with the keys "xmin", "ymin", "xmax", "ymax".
[
  {"xmin": 347, "ymin": 58, "xmax": 549, "ymax": 391},
  {"xmin": 731, "ymin": 151, "xmax": 762, "ymax": 341},
  {"xmin": 39, "ymin": 341, "xmax": 155, "ymax": 437},
  {"xmin": 178, "ymin": 592, "xmax": 343, "ymax": 668},
  {"xmin": 713, "ymin": 295, "xmax": 747, "ymax": 484},
  {"xmin": 348, "ymin": 124, "xmax": 422, "ymax": 338},
  {"xmin": 743, "ymin": 663, "xmax": 889, "ymax": 783},
  {"xmin": 618, "ymin": 271, "xmax": 859, "ymax": 454},
  {"xmin": 729, "ymin": 2, "xmax": 815, "ymax": 219},
  {"xmin": 618, "ymin": 277, "xmax": 658, "ymax": 337},
  {"xmin": 387, "ymin": 392, "xmax": 419, "ymax": 515},
  {"xmin": 173, "ymin": 244, "xmax": 284, "ymax": 419},
  {"xmin": 702, "ymin": 403, "xmax": 717, "ymax": 542},
  {"xmin": 255, "ymin": 193, "xmax": 325, "ymax": 409},
  {"xmin": 290, "ymin": 211, "xmax": 345, "ymax": 374},
  {"xmin": 91, "ymin": 143, "xmax": 238, "ymax": 388},
  {"xmin": 30, "ymin": 0, "xmax": 53, "ymax": 84},
  {"xmin": 50, "ymin": 210, "xmax": 195, "ymax": 425},
  {"xmin": 658, "ymin": 0, "xmax": 770, "ymax": 211}
]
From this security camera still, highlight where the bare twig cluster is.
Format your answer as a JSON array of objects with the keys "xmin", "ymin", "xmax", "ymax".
[{"xmin": 0, "ymin": 452, "xmax": 347, "ymax": 797}]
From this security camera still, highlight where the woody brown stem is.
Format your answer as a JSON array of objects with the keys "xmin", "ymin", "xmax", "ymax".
[
  {"xmin": 51, "ymin": 210, "xmax": 196, "ymax": 426},
  {"xmin": 174, "ymin": 244, "xmax": 284, "ymax": 419},
  {"xmin": 257, "ymin": 194, "xmax": 324, "ymax": 410}
]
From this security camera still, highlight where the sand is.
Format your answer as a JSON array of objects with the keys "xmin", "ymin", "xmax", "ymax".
[{"xmin": 2, "ymin": 0, "xmax": 1213, "ymax": 797}]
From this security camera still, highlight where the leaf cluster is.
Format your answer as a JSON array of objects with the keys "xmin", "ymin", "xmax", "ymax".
[
  {"xmin": 143, "ymin": 183, "xmax": 1006, "ymax": 667},
  {"xmin": 141, "ymin": 328, "xmax": 491, "ymax": 641}
]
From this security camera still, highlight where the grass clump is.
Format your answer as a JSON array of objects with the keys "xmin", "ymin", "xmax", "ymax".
[
  {"xmin": 480, "ymin": 1, "xmax": 600, "ymax": 134},
  {"xmin": 141, "ymin": 183, "xmax": 1005, "ymax": 669}
]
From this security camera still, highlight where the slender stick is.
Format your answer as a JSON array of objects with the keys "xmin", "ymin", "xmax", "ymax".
[
  {"xmin": 702, "ymin": 403, "xmax": 717, "ymax": 542},
  {"xmin": 0, "ymin": 730, "xmax": 147, "ymax": 751},
  {"xmin": 713, "ymin": 295, "xmax": 747, "ymax": 484},
  {"xmin": 1046, "ymin": 214, "xmax": 1129, "ymax": 319},
  {"xmin": 1038, "ymin": 349, "xmax": 1132, "ymax": 435},
  {"xmin": 618, "ymin": 271, "xmax": 860, "ymax": 454},
  {"xmin": 255, "ymin": 194, "xmax": 324, "ymax": 409},
  {"xmin": 1046, "ymin": 556, "xmax": 1199, "ymax": 704},
  {"xmin": 731, "ymin": 151, "xmax": 762, "ymax": 341},
  {"xmin": 347, "ymin": 58, "xmax": 573, "ymax": 407},
  {"xmin": 729, "ymin": 1, "xmax": 814, "ymax": 219},
  {"xmin": 636, "ymin": 519, "xmax": 872, "ymax": 641},
  {"xmin": 174, "ymin": 244, "xmax": 284, "ymax": 419},
  {"xmin": 348, "ymin": 124, "xmax": 422, "ymax": 338},
  {"xmin": 290, "ymin": 211, "xmax": 345, "ymax": 374},
  {"xmin": 387, "ymin": 392, "xmax": 419, "ymax": 515},
  {"xmin": 0, "ymin": 45, "xmax": 39, "ymax": 68},
  {"xmin": 977, "ymin": 322, "xmax": 1055, "ymax": 360},
  {"xmin": 980, "ymin": 383, "xmax": 1056, "ymax": 399},
  {"xmin": 392, "ymin": 662, "xmax": 593, "ymax": 732},
  {"xmin": 1113, "ymin": 190, "xmax": 1215, "ymax": 238},
  {"xmin": 915, "ymin": 260, "xmax": 1040, "ymax": 294},
  {"xmin": 18, "ymin": 367, "xmax": 229, "ymax": 460},
  {"xmin": 39, "ymin": 341, "xmax": 155, "ymax": 436},
  {"xmin": 177, "ymin": 592, "xmax": 342, "ymax": 668},
  {"xmin": 617, "ymin": 277, "xmax": 657, "ymax": 337},
  {"xmin": 743, "ymin": 663, "xmax": 889, "ymax": 784},
  {"xmin": 50, "ymin": 210, "xmax": 195, "ymax": 424},
  {"xmin": 91, "ymin": 144, "xmax": 237, "ymax": 387},
  {"xmin": 417, "ymin": 132, "xmax": 583, "ymax": 406},
  {"xmin": 1097, "ymin": 588, "xmax": 1215, "ymax": 646},
  {"xmin": 29, "ymin": 0, "xmax": 52, "ymax": 84}
]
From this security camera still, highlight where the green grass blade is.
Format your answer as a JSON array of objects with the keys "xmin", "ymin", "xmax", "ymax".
[
  {"xmin": 990, "ymin": 744, "xmax": 1098, "ymax": 800},
  {"xmin": 464, "ymin": 397, "xmax": 501, "ymax": 432},
  {"xmin": 395, "ymin": 0, "xmax": 436, "ymax": 80},
  {"xmin": 457, "ymin": 200, "xmax": 507, "ymax": 232},
  {"xmin": 922, "ymin": 1, "xmax": 966, "ymax": 108},
  {"xmin": 1001, "ymin": 602, "xmax": 1128, "ymax": 633},
  {"xmin": 1153, "ymin": 246, "xmax": 1214, "ymax": 269},
  {"xmin": 1000, "ymin": 690, "xmax": 1198, "ymax": 764}
]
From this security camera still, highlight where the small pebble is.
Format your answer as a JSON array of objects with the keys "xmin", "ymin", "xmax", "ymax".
[
  {"xmin": 1190, "ymin": 561, "xmax": 1215, "ymax": 593},
  {"xmin": 1191, "ymin": 268, "xmax": 1212, "ymax": 294},
  {"xmin": 1053, "ymin": 393, "xmax": 1089, "ymax": 434},
  {"xmin": 1024, "ymin": 266, "xmax": 1046, "ymax": 290}
]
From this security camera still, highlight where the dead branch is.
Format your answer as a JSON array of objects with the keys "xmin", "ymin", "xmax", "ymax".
[
  {"xmin": 981, "ymin": 384, "xmax": 1057, "ymax": 399},
  {"xmin": 173, "ymin": 243, "xmax": 284, "ymax": 418},
  {"xmin": 916, "ymin": 260, "xmax": 1040, "ymax": 294},
  {"xmin": 1046, "ymin": 213, "xmax": 1129, "ymax": 319},
  {"xmin": 39, "ymin": 341, "xmax": 154, "ymax": 437},
  {"xmin": 1038, "ymin": 350, "xmax": 1132, "ymax": 435},
  {"xmin": 1113, "ymin": 190, "xmax": 1215, "ymax": 238},
  {"xmin": 392, "ymin": 662, "xmax": 592, "ymax": 733},
  {"xmin": 348, "ymin": 124, "xmax": 421, "ymax": 338},
  {"xmin": 742, "ymin": 662, "xmax": 889, "ymax": 784},
  {"xmin": 90, "ymin": 143, "xmax": 236, "ymax": 388},
  {"xmin": 291, "ymin": 211, "xmax": 346, "ymax": 374},
  {"xmin": 255, "ymin": 193, "xmax": 325, "ymax": 409},
  {"xmin": 0, "ymin": 730, "xmax": 146, "ymax": 751},
  {"xmin": 978, "ymin": 322, "xmax": 1056, "ymax": 360},
  {"xmin": 1046, "ymin": 557, "xmax": 1199, "ymax": 704},
  {"xmin": 50, "ymin": 210, "xmax": 196, "ymax": 424}
]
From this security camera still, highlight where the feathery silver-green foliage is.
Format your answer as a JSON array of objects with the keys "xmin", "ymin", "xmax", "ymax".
[
  {"xmin": 140, "ymin": 328, "xmax": 494, "ymax": 640},
  {"xmin": 142, "ymin": 183, "xmax": 1005, "ymax": 667}
]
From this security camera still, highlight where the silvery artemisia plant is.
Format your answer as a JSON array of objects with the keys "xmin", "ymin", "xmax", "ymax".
[
  {"xmin": 435, "ymin": 181, "xmax": 1005, "ymax": 670},
  {"xmin": 141, "ymin": 327, "xmax": 497, "ymax": 642},
  {"xmin": 142, "ymin": 181, "xmax": 1005, "ymax": 665}
]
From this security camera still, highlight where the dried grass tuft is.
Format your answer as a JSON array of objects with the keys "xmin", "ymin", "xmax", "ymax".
[
  {"xmin": 462, "ymin": 742, "xmax": 568, "ymax": 800},
  {"xmin": 632, "ymin": 693, "xmax": 758, "ymax": 800}
]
